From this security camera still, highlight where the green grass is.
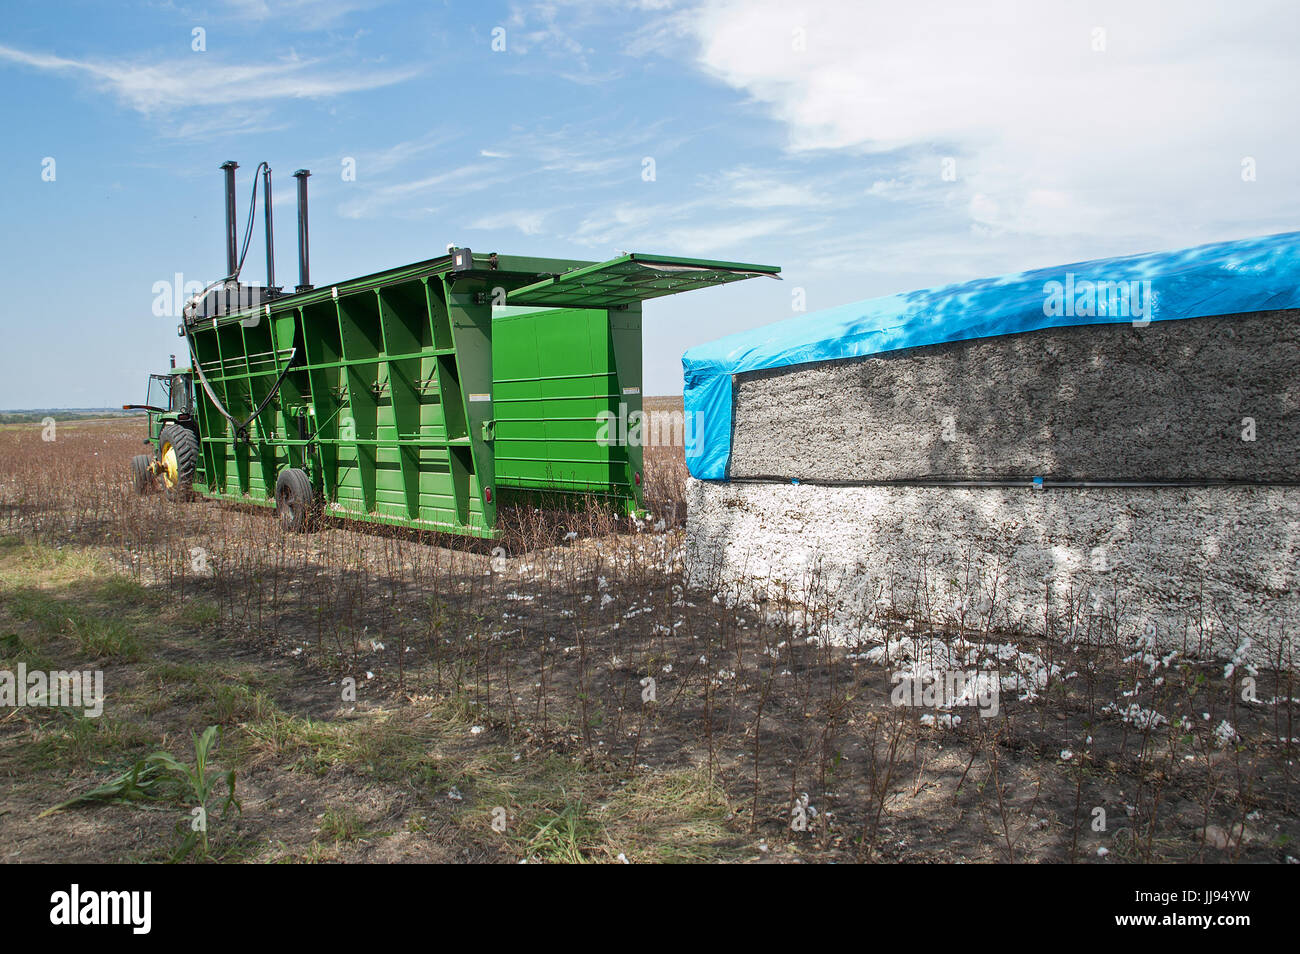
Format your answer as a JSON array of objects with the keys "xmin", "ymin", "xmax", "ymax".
[
  {"xmin": 135, "ymin": 661, "xmax": 285, "ymax": 725},
  {"xmin": 233, "ymin": 703, "xmax": 744, "ymax": 861},
  {"xmin": 603, "ymin": 770, "xmax": 740, "ymax": 863},
  {"xmin": 208, "ymin": 684, "xmax": 279, "ymax": 725},
  {"xmin": 0, "ymin": 630, "xmax": 60, "ymax": 672},
  {"xmin": 320, "ymin": 806, "xmax": 369, "ymax": 843},
  {"xmin": 502, "ymin": 769, "xmax": 740, "ymax": 863},
  {"xmin": 523, "ymin": 799, "xmax": 605, "ymax": 863},
  {"xmin": 95, "ymin": 577, "xmax": 155, "ymax": 604},
  {"xmin": 66, "ymin": 617, "xmax": 143, "ymax": 660},
  {"xmin": 234, "ymin": 699, "xmax": 751, "ymax": 863},
  {"xmin": 179, "ymin": 602, "xmax": 220, "ymax": 626},
  {"xmin": 233, "ymin": 710, "xmax": 354, "ymax": 775},
  {"xmin": 22, "ymin": 710, "xmax": 154, "ymax": 770},
  {"xmin": 233, "ymin": 707, "xmax": 443, "ymax": 784},
  {"xmin": 4, "ymin": 585, "xmax": 146, "ymax": 661}
]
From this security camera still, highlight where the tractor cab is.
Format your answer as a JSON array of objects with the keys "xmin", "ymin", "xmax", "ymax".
[
  {"xmin": 140, "ymin": 370, "xmax": 195, "ymax": 441},
  {"xmin": 125, "ymin": 365, "xmax": 202, "ymax": 495}
]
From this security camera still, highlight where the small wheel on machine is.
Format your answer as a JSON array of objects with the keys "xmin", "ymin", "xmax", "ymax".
[
  {"xmin": 130, "ymin": 454, "xmax": 156, "ymax": 495},
  {"xmin": 275, "ymin": 468, "xmax": 315, "ymax": 532},
  {"xmin": 157, "ymin": 423, "xmax": 199, "ymax": 497}
]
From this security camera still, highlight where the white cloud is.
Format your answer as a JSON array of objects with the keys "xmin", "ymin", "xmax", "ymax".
[
  {"xmin": 506, "ymin": 5, "xmax": 586, "ymax": 57},
  {"xmin": 336, "ymin": 163, "xmax": 502, "ymax": 219},
  {"xmin": 563, "ymin": 160, "xmax": 835, "ymax": 252},
  {"xmin": 357, "ymin": 133, "xmax": 452, "ymax": 176},
  {"xmin": 572, "ymin": 202, "xmax": 666, "ymax": 245},
  {"xmin": 571, "ymin": 198, "xmax": 798, "ymax": 254},
  {"xmin": 166, "ymin": 104, "xmax": 281, "ymax": 141},
  {"xmin": 712, "ymin": 167, "xmax": 829, "ymax": 208},
  {"xmin": 467, "ymin": 209, "xmax": 550, "ymax": 236},
  {"xmin": 654, "ymin": 215, "xmax": 799, "ymax": 254},
  {"xmin": 685, "ymin": 0, "xmax": 1300, "ymax": 247},
  {"xmin": 221, "ymin": 0, "xmax": 381, "ymax": 26},
  {"xmin": 0, "ymin": 43, "xmax": 420, "ymax": 116},
  {"xmin": 477, "ymin": 122, "xmax": 675, "ymax": 186}
]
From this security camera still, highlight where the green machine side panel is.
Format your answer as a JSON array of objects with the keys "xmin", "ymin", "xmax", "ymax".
[{"xmin": 491, "ymin": 304, "xmax": 644, "ymax": 514}]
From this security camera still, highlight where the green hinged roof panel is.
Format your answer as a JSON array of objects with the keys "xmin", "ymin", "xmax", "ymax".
[{"xmin": 506, "ymin": 253, "xmax": 780, "ymax": 309}]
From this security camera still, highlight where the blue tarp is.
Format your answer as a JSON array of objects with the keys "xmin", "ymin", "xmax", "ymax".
[{"xmin": 682, "ymin": 230, "xmax": 1300, "ymax": 480}]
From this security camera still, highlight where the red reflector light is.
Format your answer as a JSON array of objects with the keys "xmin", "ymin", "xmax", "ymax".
[
  {"xmin": 485, "ymin": 487, "xmax": 493, "ymax": 503},
  {"xmin": 634, "ymin": 471, "xmax": 641, "ymax": 486}
]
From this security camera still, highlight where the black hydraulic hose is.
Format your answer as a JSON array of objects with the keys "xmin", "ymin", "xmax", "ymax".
[
  {"xmin": 234, "ymin": 162, "xmax": 268, "ymax": 282},
  {"xmin": 186, "ymin": 335, "xmax": 299, "ymax": 442}
]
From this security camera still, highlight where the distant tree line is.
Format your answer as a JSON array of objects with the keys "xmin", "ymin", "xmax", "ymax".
[{"xmin": 0, "ymin": 409, "xmax": 141, "ymax": 424}]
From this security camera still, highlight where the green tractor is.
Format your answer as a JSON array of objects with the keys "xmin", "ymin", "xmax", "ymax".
[{"xmin": 124, "ymin": 361, "xmax": 202, "ymax": 496}]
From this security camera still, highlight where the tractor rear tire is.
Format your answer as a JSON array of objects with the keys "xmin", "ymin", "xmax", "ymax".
[
  {"xmin": 275, "ymin": 468, "xmax": 315, "ymax": 532},
  {"xmin": 131, "ymin": 454, "xmax": 155, "ymax": 495},
  {"xmin": 157, "ymin": 423, "xmax": 199, "ymax": 497}
]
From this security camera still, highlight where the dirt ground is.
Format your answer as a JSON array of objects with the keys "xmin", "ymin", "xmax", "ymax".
[{"xmin": 0, "ymin": 418, "xmax": 1296, "ymax": 863}]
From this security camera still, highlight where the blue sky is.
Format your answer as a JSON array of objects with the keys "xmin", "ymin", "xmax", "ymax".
[{"xmin": 1, "ymin": 0, "xmax": 1296, "ymax": 408}]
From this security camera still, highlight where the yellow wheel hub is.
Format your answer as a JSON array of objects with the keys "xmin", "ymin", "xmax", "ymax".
[{"xmin": 160, "ymin": 442, "xmax": 179, "ymax": 489}]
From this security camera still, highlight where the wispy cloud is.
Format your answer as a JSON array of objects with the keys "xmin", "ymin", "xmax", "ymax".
[
  {"xmin": 556, "ymin": 69, "xmax": 624, "ymax": 86},
  {"xmin": 653, "ymin": 215, "xmax": 800, "ymax": 254},
  {"xmin": 479, "ymin": 121, "xmax": 679, "ymax": 190},
  {"xmin": 500, "ymin": 2, "xmax": 653, "ymax": 84},
  {"xmin": 504, "ymin": 2, "xmax": 587, "ymax": 57},
  {"xmin": 167, "ymin": 104, "xmax": 282, "ymax": 141},
  {"xmin": 220, "ymin": 0, "xmax": 384, "ymax": 27},
  {"xmin": 336, "ymin": 163, "xmax": 504, "ymax": 219},
  {"xmin": 570, "ymin": 197, "xmax": 801, "ymax": 254},
  {"xmin": 563, "ymin": 159, "xmax": 843, "ymax": 251},
  {"xmin": 353, "ymin": 132, "xmax": 454, "ymax": 176},
  {"xmin": 572, "ymin": 202, "xmax": 666, "ymax": 246},
  {"xmin": 467, "ymin": 209, "xmax": 553, "ymax": 236},
  {"xmin": 0, "ymin": 43, "xmax": 420, "ymax": 115},
  {"xmin": 708, "ymin": 166, "xmax": 830, "ymax": 209}
]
